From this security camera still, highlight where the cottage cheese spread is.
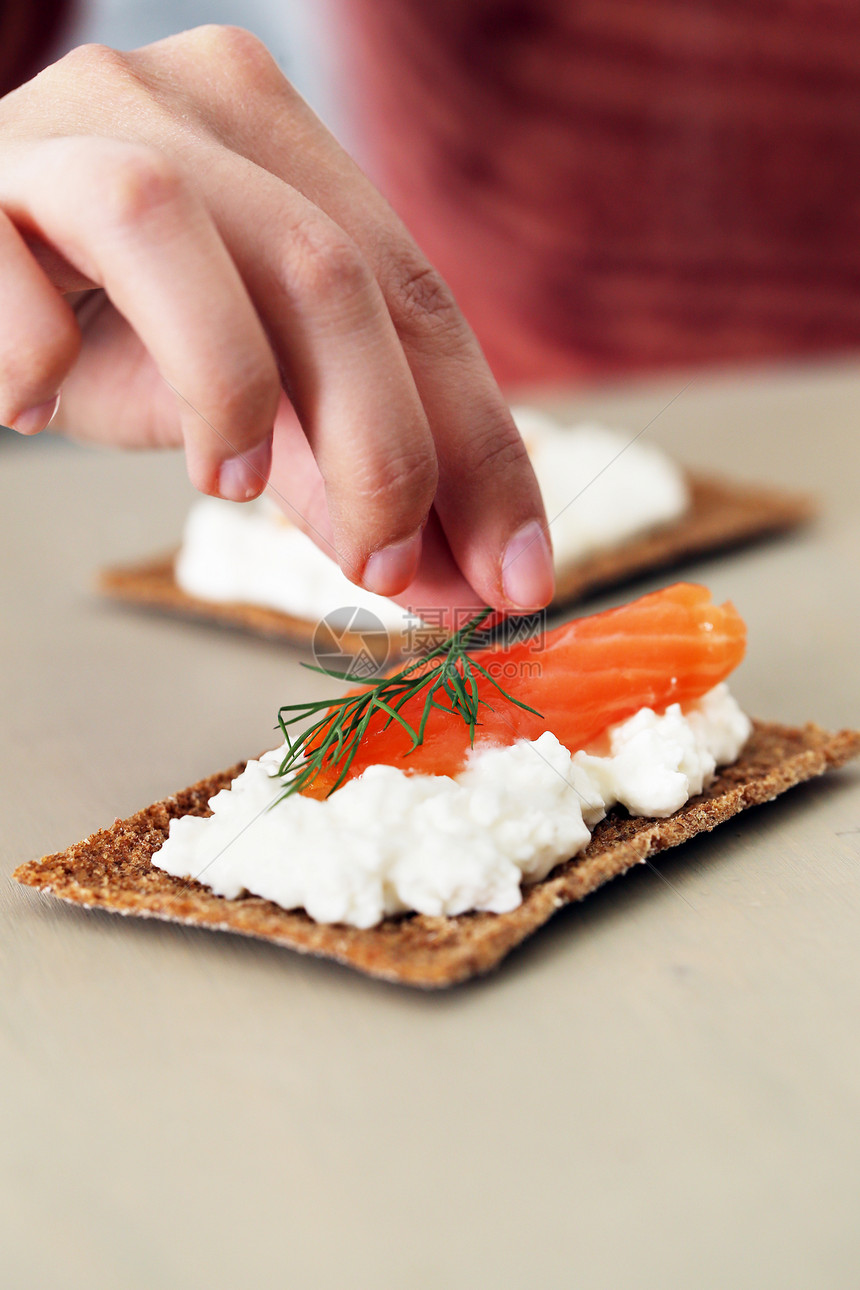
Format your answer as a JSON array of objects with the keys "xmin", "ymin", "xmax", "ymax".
[
  {"xmin": 513, "ymin": 407, "xmax": 689, "ymax": 561},
  {"xmin": 153, "ymin": 684, "xmax": 749, "ymax": 928},
  {"xmin": 174, "ymin": 410, "xmax": 689, "ymax": 623},
  {"xmin": 175, "ymin": 498, "xmax": 409, "ymax": 630}
]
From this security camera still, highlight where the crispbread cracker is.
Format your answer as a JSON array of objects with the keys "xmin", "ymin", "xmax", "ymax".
[
  {"xmin": 14, "ymin": 721, "xmax": 858, "ymax": 987},
  {"xmin": 98, "ymin": 556, "xmax": 402, "ymax": 659},
  {"xmin": 551, "ymin": 474, "xmax": 814, "ymax": 603},
  {"xmin": 98, "ymin": 474, "xmax": 814, "ymax": 649}
]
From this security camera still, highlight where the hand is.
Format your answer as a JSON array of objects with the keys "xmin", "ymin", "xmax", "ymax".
[{"xmin": 0, "ymin": 27, "xmax": 554, "ymax": 611}]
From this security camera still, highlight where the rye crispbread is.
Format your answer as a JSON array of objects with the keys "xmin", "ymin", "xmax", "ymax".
[
  {"xmin": 14, "ymin": 721, "xmax": 858, "ymax": 987},
  {"xmin": 98, "ymin": 474, "xmax": 814, "ymax": 650}
]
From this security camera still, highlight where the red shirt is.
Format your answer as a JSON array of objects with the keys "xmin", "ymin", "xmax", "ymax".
[
  {"xmin": 337, "ymin": 0, "xmax": 860, "ymax": 386},
  {"xmin": 0, "ymin": 0, "xmax": 73, "ymax": 97}
]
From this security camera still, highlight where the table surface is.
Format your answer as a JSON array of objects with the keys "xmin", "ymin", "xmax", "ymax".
[{"xmin": 2, "ymin": 362, "xmax": 859, "ymax": 1290}]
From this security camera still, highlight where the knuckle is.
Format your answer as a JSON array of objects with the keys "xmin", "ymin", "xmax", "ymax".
[
  {"xmin": 387, "ymin": 255, "xmax": 463, "ymax": 343},
  {"xmin": 356, "ymin": 442, "xmax": 438, "ymax": 514},
  {"xmin": 208, "ymin": 355, "xmax": 279, "ymax": 430},
  {"xmin": 55, "ymin": 42, "xmax": 133, "ymax": 83},
  {"xmin": 181, "ymin": 24, "xmax": 279, "ymax": 86},
  {"xmin": 466, "ymin": 419, "xmax": 531, "ymax": 479},
  {"xmin": 287, "ymin": 222, "xmax": 373, "ymax": 308},
  {"xmin": 94, "ymin": 146, "xmax": 185, "ymax": 229},
  {"xmin": 46, "ymin": 44, "xmax": 161, "ymax": 128}
]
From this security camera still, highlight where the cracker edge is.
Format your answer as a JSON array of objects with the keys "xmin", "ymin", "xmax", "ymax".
[
  {"xmin": 97, "ymin": 473, "xmax": 815, "ymax": 650},
  {"xmin": 13, "ymin": 721, "xmax": 859, "ymax": 988}
]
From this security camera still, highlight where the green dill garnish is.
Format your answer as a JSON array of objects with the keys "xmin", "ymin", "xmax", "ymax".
[{"xmin": 274, "ymin": 608, "xmax": 543, "ymax": 801}]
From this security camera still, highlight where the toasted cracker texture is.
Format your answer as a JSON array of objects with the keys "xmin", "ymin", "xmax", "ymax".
[
  {"xmin": 14, "ymin": 722, "xmax": 859, "ymax": 987},
  {"xmin": 550, "ymin": 474, "xmax": 814, "ymax": 603},
  {"xmin": 98, "ymin": 474, "xmax": 814, "ymax": 649}
]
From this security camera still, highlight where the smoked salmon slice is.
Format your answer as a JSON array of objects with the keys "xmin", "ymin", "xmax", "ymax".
[{"xmin": 305, "ymin": 583, "xmax": 746, "ymax": 795}]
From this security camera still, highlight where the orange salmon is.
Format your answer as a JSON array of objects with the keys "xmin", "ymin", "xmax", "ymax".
[{"xmin": 306, "ymin": 583, "xmax": 746, "ymax": 796}]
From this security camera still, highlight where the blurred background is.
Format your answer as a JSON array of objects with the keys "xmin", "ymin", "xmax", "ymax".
[{"xmin": 2, "ymin": 0, "xmax": 859, "ymax": 393}]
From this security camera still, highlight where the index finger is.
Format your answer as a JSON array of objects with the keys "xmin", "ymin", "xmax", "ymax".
[
  {"xmin": 277, "ymin": 162, "xmax": 554, "ymax": 610},
  {"xmin": 278, "ymin": 143, "xmax": 554, "ymax": 610}
]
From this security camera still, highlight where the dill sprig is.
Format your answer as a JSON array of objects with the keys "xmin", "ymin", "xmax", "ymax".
[{"xmin": 274, "ymin": 608, "xmax": 543, "ymax": 800}]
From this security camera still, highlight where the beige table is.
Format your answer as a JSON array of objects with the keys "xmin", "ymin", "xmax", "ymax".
[{"xmin": 2, "ymin": 363, "xmax": 859, "ymax": 1289}]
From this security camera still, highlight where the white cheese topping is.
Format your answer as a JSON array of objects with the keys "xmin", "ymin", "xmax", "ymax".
[
  {"xmin": 174, "ymin": 410, "xmax": 689, "ymax": 625},
  {"xmin": 153, "ymin": 685, "xmax": 750, "ymax": 929},
  {"xmin": 512, "ymin": 407, "xmax": 689, "ymax": 562},
  {"xmin": 174, "ymin": 498, "xmax": 410, "ymax": 630}
]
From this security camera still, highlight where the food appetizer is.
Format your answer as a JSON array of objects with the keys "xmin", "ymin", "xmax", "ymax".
[
  {"xmin": 99, "ymin": 409, "xmax": 813, "ymax": 648},
  {"xmin": 15, "ymin": 584, "xmax": 858, "ymax": 986}
]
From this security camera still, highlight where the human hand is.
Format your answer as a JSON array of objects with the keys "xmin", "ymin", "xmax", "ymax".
[{"xmin": 0, "ymin": 27, "xmax": 553, "ymax": 611}]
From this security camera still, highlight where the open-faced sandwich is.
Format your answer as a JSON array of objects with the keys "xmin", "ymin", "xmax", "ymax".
[
  {"xmin": 15, "ymin": 584, "xmax": 858, "ymax": 986},
  {"xmin": 98, "ymin": 408, "xmax": 814, "ymax": 651}
]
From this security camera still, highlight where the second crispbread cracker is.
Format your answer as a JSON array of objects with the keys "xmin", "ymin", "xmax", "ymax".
[
  {"xmin": 14, "ymin": 721, "xmax": 859, "ymax": 987},
  {"xmin": 98, "ymin": 473, "xmax": 815, "ymax": 649},
  {"xmin": 551, "ymin": 473, "xmax": 814, "ymax": 602}
]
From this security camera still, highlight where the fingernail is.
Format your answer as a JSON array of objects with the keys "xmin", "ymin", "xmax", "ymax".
[
  {"xmin": 218, "ymin": 436, "xmax": 272, "ymax": 502},
  {"xmin": 362, "ymin": 531, "xmax": 422, "ymax": 597},
  {"xmin": 9, "ymin": 393, "xmax": 61, "ymax": 436},
  {"xmin": 501, "ymin": 520, "xmax": 555, "ymax": 610}
]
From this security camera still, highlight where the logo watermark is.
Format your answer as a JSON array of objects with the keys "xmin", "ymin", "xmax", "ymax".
[
  {"xmin": 312, "ymin": 605, "xmax": 548, "ymax": 682},
  {"xmin": 311, "ymin": 607, "xmax": 391, "ymax": 681}
]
